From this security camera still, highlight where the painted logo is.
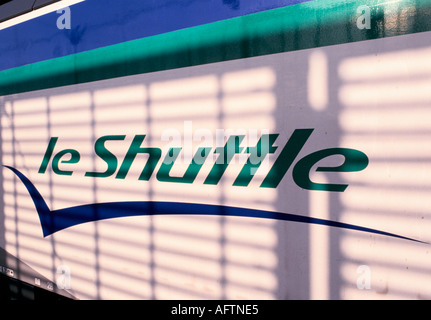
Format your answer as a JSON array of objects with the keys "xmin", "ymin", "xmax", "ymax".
[
  {"xmin": 38, "ymin": 129, "xmax": 369, "ymax": 192},
  {"xmin": 1, "ymin": 129, "xmax": 425, "ymax": 243}
]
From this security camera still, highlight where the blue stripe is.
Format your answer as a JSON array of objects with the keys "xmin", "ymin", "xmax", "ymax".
[
  {"xmin": 3, "ymin": 165, "xmax": 425, "ymax": 243},
  {"xmin": 0, "ymin": 0, "xmax": 310, "ymax": 72}
]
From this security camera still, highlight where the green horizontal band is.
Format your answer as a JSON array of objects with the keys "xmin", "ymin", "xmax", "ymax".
[{"xmin": 1, "ymin": 0, "xmax": 431, "ymax": 95}]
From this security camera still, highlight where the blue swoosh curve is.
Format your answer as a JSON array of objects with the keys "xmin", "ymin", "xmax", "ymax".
[{"xmin": 3, "ymin": 165, "xmax": 426, "ymax": 243}]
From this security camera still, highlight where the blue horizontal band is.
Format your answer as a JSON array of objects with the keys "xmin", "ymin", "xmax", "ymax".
[{"xmin": 0, "ymin": 0, "xmax": 309, "ymax": 72}]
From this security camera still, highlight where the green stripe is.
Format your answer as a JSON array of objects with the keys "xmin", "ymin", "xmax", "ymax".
[{"xmin": 1, "ymin": 0, "xmax": 431, "ymax": 95}]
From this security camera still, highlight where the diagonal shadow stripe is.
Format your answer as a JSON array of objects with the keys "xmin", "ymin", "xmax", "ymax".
[{"xmin": 3, "ymin": 165, "xmax": 427, "ymax": 243}]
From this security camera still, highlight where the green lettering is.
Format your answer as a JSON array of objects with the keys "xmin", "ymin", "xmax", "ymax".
[
  {"xmin": 156, "ymin": 147, "xmax": 211, "ymax": 183},
  {"xmin": 116, "ymin": 135, "xmax": 162, "ymax": 181},
  {"xmin": 52, "ymin": 149, "xmax": 80, "ymax": 176},
  {"xmin": 233, "ymin": 134, "xmax": 278, "ymax": 187},
  {"xmin": 38, "ymin": 137, "xmax": 58, "ymax": 174},
  {"xmin": 85, "ymin": 135, "xmax": 126, "ymax": 178},
  {"xmin": 204, "ymin": 135, "xmax": 245, "ymax": 185},
  {"xmin": 261, "ymin": 129, "xmax": 313, "ymax": 188},
  {"xmin": 292, "ymin": 148, "xmax": 369, "ymax": 192}
]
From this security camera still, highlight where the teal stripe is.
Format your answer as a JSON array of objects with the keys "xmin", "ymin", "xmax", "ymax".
[{"xmin": 1, "ymin": 0, "xmax": 431, "ymax": 95}]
